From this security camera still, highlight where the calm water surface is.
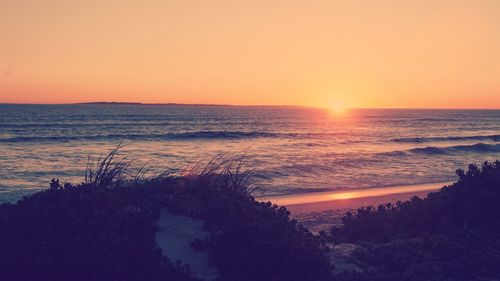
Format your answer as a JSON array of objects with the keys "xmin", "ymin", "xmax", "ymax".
[{"xmin": 1, "ymin": 104, "xmax": 500, "ymax": 203}]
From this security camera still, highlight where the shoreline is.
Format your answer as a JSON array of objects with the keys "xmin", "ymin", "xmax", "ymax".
[{"xmin": 262, "ymin": 182, "xmax": 451, "ymax": 213}]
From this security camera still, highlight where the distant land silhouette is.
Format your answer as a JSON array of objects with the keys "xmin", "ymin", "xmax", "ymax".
[
  {"xmin": 77, "ymin": 102, "xmax": 143, "ymax": 105},
  {"xmin": 77, "ymin": 101, "xmax": 231, "ymax": 106},
  {"xmin": 75, "ymin": 102, "xmax": 304, "ymax": 108}
]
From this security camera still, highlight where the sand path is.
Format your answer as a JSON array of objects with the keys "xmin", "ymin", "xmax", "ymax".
[{"xmin": 156, "ymin": 210, "xmax": 218, "ymax": 280}]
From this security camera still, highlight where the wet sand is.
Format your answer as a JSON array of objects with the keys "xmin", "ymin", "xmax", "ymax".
[
  {"xmin": 263, "ymin": 182, "xmax": 451, "ymax": 213},
  {"xmin": 261, "ymin": 182, "xmax": 451, "ymax": 233}
]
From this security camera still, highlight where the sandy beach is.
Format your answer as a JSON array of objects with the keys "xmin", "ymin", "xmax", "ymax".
[
  {"xmin": 262, "ymin": 182, "xmax": 451, "ymax": 233},
  {"xmin": 263, "ymin": 182, "xmax": 450, "ymax": 213}
]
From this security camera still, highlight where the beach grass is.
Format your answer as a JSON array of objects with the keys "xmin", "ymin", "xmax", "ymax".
[
  {"xmin": 2, "ymin": 146, "xmax": 500, "ymax": 281},
  {"xmin": 0, "ymin": 147, "xmax": 332, "ymax": 281}
]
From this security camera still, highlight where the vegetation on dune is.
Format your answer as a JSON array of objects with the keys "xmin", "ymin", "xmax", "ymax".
[
  {"xmin": 3, "ymin": 144, "xmax": 500, "ymax": 281},
  {"xmin": 0, "ymin": 148, "xmax": 332, "ymax": 281},
  {"xmin": 331, "ymin": 161, "xmax": 500, "ymax": 281}
]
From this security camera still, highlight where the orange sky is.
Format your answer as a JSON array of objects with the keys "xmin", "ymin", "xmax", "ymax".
[{"xmin": 1, "ymin": 0, "xmax": 500, "ymax": 108}]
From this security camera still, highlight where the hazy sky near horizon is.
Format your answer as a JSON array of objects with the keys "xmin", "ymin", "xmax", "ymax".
[{"xmin": 1, "ymin": 0, "xmax": 500, "ymax": 108}]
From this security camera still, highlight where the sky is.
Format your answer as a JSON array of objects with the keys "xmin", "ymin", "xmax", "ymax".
[{"xmin": 1, "ymin": 0, "xmax": 500, "ymax": 108}]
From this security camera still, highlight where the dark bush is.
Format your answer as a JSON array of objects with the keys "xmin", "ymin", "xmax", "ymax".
[
  {"xmin": 332, "ymin": 161, "xmax": 500, "ymax": 281},
  {"xmin": 0, "ymin": 150, "xmax": 332, "ymax": 281}
]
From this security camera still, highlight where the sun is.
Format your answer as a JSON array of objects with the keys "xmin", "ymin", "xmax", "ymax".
[{"xmin": 329, "ymin": 103, "xmax": 349, "ymax": 116}]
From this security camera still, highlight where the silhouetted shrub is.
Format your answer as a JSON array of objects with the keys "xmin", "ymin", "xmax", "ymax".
[
  {"xmin": 0, "ymin": 149, "xmax": 331, "ymax": 281},
  {"xmin": 332, "ymin": 161, "xmax": 500, "ymax": 281}
]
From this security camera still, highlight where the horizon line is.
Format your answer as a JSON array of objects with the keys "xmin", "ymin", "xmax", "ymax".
[{"xmin": 1, "ymin": 101, "xmax": 500, "ymax": 110}]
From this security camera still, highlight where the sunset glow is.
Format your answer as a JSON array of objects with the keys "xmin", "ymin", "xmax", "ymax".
[
  {"xmin": 263, "ymin": 183, "xmax": 448, "ymax": 206},
  {"xmin": 329, "ymin": 103, "xmax": 349, "ymax": 116},
  {"xmin": 2, "ymin": 1, "xmax": 500, "ymax": 278},
  {"xmin": 1, "ymin": 1, "xmax": 500, "ymax": 108}
]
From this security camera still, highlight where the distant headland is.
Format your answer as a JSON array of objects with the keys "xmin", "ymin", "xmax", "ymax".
[
  {"xmin": 76, "ymin": 101, "xmax": 228, "ymax": 106},
  {"xmin": 76, "ymin": 102, "xmax": 143, "ymax": 105},
  {"xmin": 75, "ymin": 102, "xmax": 300, "ymax": 107}
]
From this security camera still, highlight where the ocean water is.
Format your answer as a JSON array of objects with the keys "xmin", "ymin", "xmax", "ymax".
[{"xmin": 1, "ymin": 104, "xmax": 500, "ymax": 203}]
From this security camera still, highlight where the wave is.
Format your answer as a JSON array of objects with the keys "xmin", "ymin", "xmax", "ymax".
[
  {"xmin": 0, "ymin": 119, "xmax": 282, "ymax": 128},
  {"xmin": 0, "ymin": 131, "xmax": 290, "ymax": 143},
  {"xmin": 0, "ymin": 130, "xmax": 367, "ymax": 143},
  {"xmin": 383, "ymin": 143, "xmax": 500, "ymax": 156},
  {"xmin": 392, "ymin": 134, "xmax": 500, "ymax": 143}
]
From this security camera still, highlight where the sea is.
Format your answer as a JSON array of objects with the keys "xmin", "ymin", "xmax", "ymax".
[{"xmin": 1, "ymin": 104, "xmax": 500, "ymax": 203}]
